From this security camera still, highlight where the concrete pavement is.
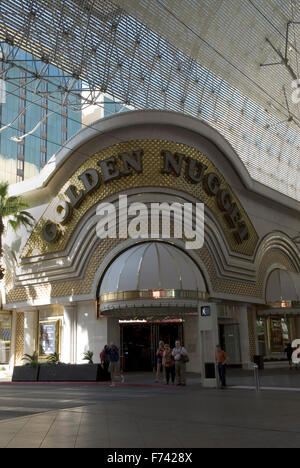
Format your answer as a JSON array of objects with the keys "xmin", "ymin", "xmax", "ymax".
[{"xmin": 0, "ymin": 380, "xmax": 300, "ymax": 447}]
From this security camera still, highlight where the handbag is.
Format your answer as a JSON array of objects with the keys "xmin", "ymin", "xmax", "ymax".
[
  {"xmin": 181, "ymin": 348, "xmax": 189, "ymax": 363},
  {"xmin": 182, "ymin": 355, "xmax": 189, "ymax": 363}
]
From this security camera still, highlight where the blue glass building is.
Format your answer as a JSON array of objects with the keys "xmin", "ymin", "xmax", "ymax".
[{"xmin": 0, "ymin": 50, "xmax": 82, "ymax": 184}]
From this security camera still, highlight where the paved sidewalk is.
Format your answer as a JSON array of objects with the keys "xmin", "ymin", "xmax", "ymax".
[
  {"xmin": 227, "ymin": 367, "xmax": 300, "ymax": 389},
  {"xmin": 2, "ymin": 367, "xmax": 300, "ymax": 389},
  {"xmin": 0, "ymin": 371, "xmax": 12, "ymax": 382},
  {"xmin": 0, "ymin": 382, "xmax": 300, "ymax": 447}
]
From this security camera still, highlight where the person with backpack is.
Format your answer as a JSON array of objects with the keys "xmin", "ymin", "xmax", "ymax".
[
  {"xmin": 108, "ymin": 342, "xmax": 125, "ymax": 387},
  {"xmin": 172, "ymin": 339, "xmax": 189, "ymax": 386},
  {"xmin": 100, "ymin": 345, "xmax": 110, "ymax": 375}
]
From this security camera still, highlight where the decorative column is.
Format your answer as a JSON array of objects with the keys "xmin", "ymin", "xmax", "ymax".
[
  {"xmin": 14, "ymin": 311, "xmax": 24, "ymax": 366},
  {"xmin": 62, "ymin": 303, "xmax": 78, "ymax": 364},
  {"xmin": 247, "ymin": 306, "xmax": 260, "ymax": 359},
  {"xmin": 24, "ymin": 310, "xmax": 38, "ymax": 357},
  {"xmin": 295, "ymin": 318, "xmax": 300, "ymax": 339},
  {"xmin": 9, "ymin": 311, "xmax": 18, "ymax": 370},
  {"xmin": 198, "ymin": 302, "xmax": 218, "ymax": 388},
  {"xmin": 239, "ymin": 304, "xmax": 251, "ymax": 369}
]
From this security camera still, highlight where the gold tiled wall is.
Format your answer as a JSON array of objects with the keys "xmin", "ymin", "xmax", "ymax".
[
  {"xmin": 14, "ymin": 312, "xmax": 24, "ymax": 366},
  {"xmin": 6, "ymin": 241, "xmax": 296, "ymax": 305},
  {"xmin": 21, "ymin": 139, "xmax": 259, "ymax": 259}
]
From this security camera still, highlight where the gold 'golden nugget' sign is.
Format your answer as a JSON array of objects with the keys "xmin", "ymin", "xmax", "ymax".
[{"xmin": 21, "ymin": 140, "xmax": 259, "ymax": 258}]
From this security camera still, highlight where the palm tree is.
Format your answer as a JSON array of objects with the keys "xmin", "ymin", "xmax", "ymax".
[
  {"xmin": 0, "ymin": 181, "xmax": 35, "ymax": 279},
  {"xmin": 22, "ymin": 351, "xmax": 39, "ymax": 368},
  {"xmin": 83, "ymin": 351, "xmax": 94, "ymax": 364}
]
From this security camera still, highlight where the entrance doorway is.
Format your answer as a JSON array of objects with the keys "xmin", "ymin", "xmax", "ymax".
[
  {"xmin": 219, "ymin": 324, "xmax": 242, "ymax": 365},
  {"xmin": 120, "ymin": 321, "xmax": 183, "ymax": 372}
]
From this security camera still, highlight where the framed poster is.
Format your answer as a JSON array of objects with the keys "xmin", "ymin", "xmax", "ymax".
[
  {"xmin": 38, "ymin": 321, "xmax": 60, "ymax": 357},
  {"xmin": 269, "ymin": 318, "xmax": 284, "ymax": 352}
]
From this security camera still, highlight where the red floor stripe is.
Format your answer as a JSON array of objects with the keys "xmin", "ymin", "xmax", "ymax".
[{"xmin": 0, "ymin": 381, "xmax": 184, "ymax": 388}]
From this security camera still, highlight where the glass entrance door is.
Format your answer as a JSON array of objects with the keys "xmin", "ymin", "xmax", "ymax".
[
  {"xmin": 121, "ymin": 323, "xmax": 152, "ymax": 372},
  {"xmin": 151, "ymin": 322, "xmax": 183, "ymax": 370},
  {"xmin": 120, "ymin": 321, "xmax": 183, "ymax": 372},
  {"xmin": 219, "ymin": 324, "xmax": 241, "ymax": 365}
]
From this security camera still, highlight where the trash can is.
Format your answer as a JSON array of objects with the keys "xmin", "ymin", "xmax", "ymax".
[
  {"xmin": 253, "ymin": 355, "xmax": 264, "ymax": 370},
  {"xmin": 205, "ymin": 362, "xmax": 216, "ymax": 379}
]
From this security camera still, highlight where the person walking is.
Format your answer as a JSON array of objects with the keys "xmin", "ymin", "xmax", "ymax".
[
  {"xmin": 108, "ymin": 342, "xmax": 125, "ymax": 387},
  {"xmin": 285, "ymin": 343, "xmax": 294, "ymax": 370},
  {"xmin": 172, "ymin": 340, "xmax": 188, "ymax": 386},
  {"xmin": 163, "ymin": 343, "xmax": 175, "ymax": 385},
  {"xmin": 216, "ymin": 345, "xmax": 228, "ymax": 389},
  {"xmin": 100, "ymin": 345, "xmax": 110, "ymax": 374},
  {"xmin": 155, "ymin": 340, "xmax": 165, "ymax": 383}
]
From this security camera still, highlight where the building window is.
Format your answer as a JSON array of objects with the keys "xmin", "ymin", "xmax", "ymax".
[{"xmin": 0, "ymin": 313, "xmax": 12, "ymax": 364}]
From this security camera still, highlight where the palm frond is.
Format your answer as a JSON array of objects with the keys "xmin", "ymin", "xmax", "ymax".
[
  {"xmin": 0, "ymin": 181, "xmax": 35, "ymax": 278},
  {"xmin": 22, "ymin": 351, "xmax": 39, "ymax": 367},
  {"xmin": 8, "ymin": 211, "xmax": 35, "ymax": 232},
  {"xmin": 2, "ymin": 199, "xmax": 29, "ymax": 217},
  {"xmin": 46, "ymin": 353, "xmax": 61, "ymax": 365},
  {"xmin": 0, "ymin": 182, "xmax": 9, "ymax": 199},
  {"xmin": 83, "ymin": 351, "xmax": 94, "ymax": 364}
]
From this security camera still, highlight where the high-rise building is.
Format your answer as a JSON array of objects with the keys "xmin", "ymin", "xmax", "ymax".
[
  {"xmin": 0, "ymin": 50, "xmax": 82, "ymax": 184},
  {"xmin": 82, "ymin": 92, "xmax": 133, "ymax": 127}
]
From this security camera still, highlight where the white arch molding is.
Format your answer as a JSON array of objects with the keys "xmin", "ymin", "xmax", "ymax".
[{"xmin": 9, "ymin": 110, "xmax": 300, "ymax": 214}]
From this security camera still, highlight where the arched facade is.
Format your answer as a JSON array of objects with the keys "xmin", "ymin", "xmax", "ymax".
[{"xmin": 3, "ymin": 110, "xmax": 300, "ymax": 375}]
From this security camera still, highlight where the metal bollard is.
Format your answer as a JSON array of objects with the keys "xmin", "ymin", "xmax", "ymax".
[{"xmin": 253, "ymin": 364, "xmax": 260, "ymax": 392}]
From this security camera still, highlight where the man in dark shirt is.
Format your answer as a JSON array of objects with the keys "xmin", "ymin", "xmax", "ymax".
[{"xmin": 108, "ymin": 343, "xmax": 124, "ymax": 387}]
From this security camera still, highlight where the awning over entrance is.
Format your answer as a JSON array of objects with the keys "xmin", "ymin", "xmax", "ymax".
[
  {"xmin": 266, "ymin": 269, "xmax": 300, "ymax": 304},
  {"xmin": 260, "ymin": 268, "xmax": 300, "ymax": 315},
  {"xmin": 99, "ymin": 242, "xmax": 208, "ymax": 313}
]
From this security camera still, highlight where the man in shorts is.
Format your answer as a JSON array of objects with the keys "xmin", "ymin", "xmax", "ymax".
[
  {"xmin": 108, "ymin": 342, "xmax": 125, "ymax": 387},
  {"xmin": 172, "ymin": 340, "xmax": 188, "ymax": 386}
]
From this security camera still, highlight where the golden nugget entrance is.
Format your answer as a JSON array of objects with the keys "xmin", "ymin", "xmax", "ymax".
[
  {"xmin": 98, "ymin": 242, "xmax": 208, "ymax": 373},
  {"xmin": 120, "ymin": 320, "xmax": 183, "ymax": 372}
]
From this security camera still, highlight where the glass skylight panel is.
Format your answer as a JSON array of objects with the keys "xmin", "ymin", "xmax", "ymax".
[{"xmin": 0, "ymin": 0, "xmax": 300, "ymax": 198}]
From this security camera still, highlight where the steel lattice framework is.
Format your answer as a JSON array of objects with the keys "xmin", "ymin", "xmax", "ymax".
[{"xmin": 1, "ymin": 0, "xmax": 300, "ymax": 199}]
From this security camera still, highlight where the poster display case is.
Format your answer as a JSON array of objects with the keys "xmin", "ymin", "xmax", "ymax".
[{"xmin": 38, "ymin": 320, "xmax": 61, "ymax": 358}]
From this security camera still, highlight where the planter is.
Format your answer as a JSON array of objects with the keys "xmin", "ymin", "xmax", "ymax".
[
  {"xmin": 38, "ymin": 364, "xmax": 110, "ymax": 382},
  {"xmin": 12, "ymin": 366, "xmax": 39, "ymax": 382}
]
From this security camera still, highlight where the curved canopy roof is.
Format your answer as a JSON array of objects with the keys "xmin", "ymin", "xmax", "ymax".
[
  {"xmin": 1, "ymin": 1, "xmax": 300, "ymax": 198},
  {"xmin": 100, "ymin": 242, "xmax": 207, "ymax": 296},
  {"xmin": 266, "ymin": 268, "xmax": 300, "ymax": 303}
]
